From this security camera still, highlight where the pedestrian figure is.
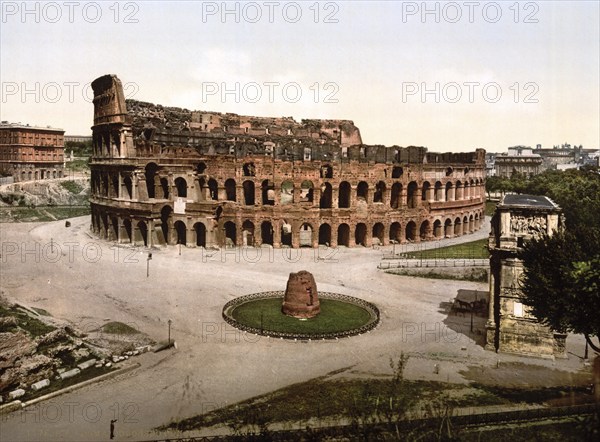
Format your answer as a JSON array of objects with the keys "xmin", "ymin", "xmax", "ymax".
[{"xmin": 110, "ymin": 419, "xmax": 118, "ymax": 440}]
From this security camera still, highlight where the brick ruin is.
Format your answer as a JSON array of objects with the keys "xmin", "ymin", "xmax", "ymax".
[
  {"xmin": 282, "ymin": 271, "xmax": 320, "ymax": 319},
  {"xmin": 89, "ymin": 75, "xmax": 486, "ymax": 249}
]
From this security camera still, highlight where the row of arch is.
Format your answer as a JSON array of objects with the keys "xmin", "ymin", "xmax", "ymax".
[{"xmin": 16, "ymin": 168, "xmax": 63, "ymax": 182}]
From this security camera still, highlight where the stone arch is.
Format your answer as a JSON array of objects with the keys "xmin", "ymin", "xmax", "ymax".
[
  {"xmin": 242, "ymin": 220, "xmax": 255, "ymax": 246},
  {"xmin": 421, "ymin": 181, "xmax": 431, "ymax": 201},
  {"xmin": 320, "ymin": 182, "xmax": 333, "ymax": 208},
  {"xmin": 299, "ymin": 223, "xmax": 313, "ymax": 247},
  {"xmin": 407, "ymin": 181, "xmax": 418, "ymax": 208},
  {"xmin": 224, "ymin": 221, "xmax": 237, "ymax": 246},
  {"xmin": 160, "ymin": 205, "xmax": 172, "ymax": 244},
  {"xmin": 454, "ymin": 217, "xmax": 462, "ymax": 236},
  {"xmin": 338, "ymin": 181, "xmax": 351, "ymax": 208},
  {"xmin": 123, "ymin": 218, "xmax": 132, "ymax": 243},
  {"xmin": 160, "ymin": 177, "xmax": 169, "ymax": 199},
  {"xmin": 261, "ymin": 221, "xmax": 274, "ymax": 245},
  {"xmin": 123, "ymin": 176, "xmax": 133, "ymax": 199},
  {"xmin": 337, "ymin": 223, "xmax": 350, "ymax": 247},
  {"xmin": 197, "ymin": 162, "xmax": 207, "ymax": 174},
  {"xmin": 355, "ymin": 223, "xmax": 367, "ymax": 247},
  {"xmin": 208, "ymin": 178, "xmax": 218, "ymax": 200},
  {"xmin": 136, "ymin": 220, "xmax": 148, "ymax": 246},
  {"xmin": 433, "ymin": 219, "xmax": 443, "ymax": 238},
  {"xmin": 374, "ymin": 181, "xmax": 386, "ymax": 203},
  {"xmin": 372, "ymin": 222, "xmax": 385, "ymax": 245},
  {"xmin": 389, "ymin": 222, "xmax": 402, "ymax": 242},
  {"xmin": 261, "ymin": 180, "xmax": 274, "ymax": 205},
  {"xmin": 469, "ymin": 214, "xmax": 474, "ymax": 232},
  {"xmin": 463, "ymin": 216, "xmax": 469, "ymax": 233},
  {"xmin": 356, "ymin": 181, "xmax": 368, "ymax": 202},
  {"xmin": 318, "ymin": 223, "xmax": 331, "ymax": 246},
  {"xmin": 444, "ymin": 218, "xmax": 453, "ymax": 237},
  {"xmin": 420, "ymin": 220, "xmax": 430, "ymax": 240},
  {"xmin": 434, "ymin": 181, "xmax": 443, "ymax": 201},
  {"xmin": 280, "ymin": 180, "xmax": 294, "ymax": 205},
  {"xmin": 145, "ymin": 162, "xmax": 158, "ymax": 198},
  {"xmin": 405, "ymin": 221, "xmax": 417, "ymax": 241},
  {"xmin": 194, "ymin": 222, "xmax": 206, "ymax": 247},
  {"xmin": 391, "ymin": 182, "xmax": 402, "ymax": 209},
  {"xmin": 445, "ymin": 182, "xmax": 453, "ymax": 201},
  {"xmin": 225, "ymin": 178, "xmax": 236, "ymax": 202},
  {"xmin": 456, "ymin": 181, "xmax": 463, "ymax": 200},
  {"xmin": 392, "ymin": 166, "xmax": 403, "ymax": 178},
  {"xmin": 300, "ymin": 180, "xmax": 314, "ymax": 203},
  {"xmin": 281, "ymin": 221, "xmax": 292, "ymax": 246},
  {"xmin": 243, "ymin": 180, "xmax": 255, "ymax": 205},
  {"xmin": 175, "ymin": 177, "xmax": 187, "ymax": 198},
  {"xmin": 174, "ymin": 220, "xmax": 187, "ymax": 245}
]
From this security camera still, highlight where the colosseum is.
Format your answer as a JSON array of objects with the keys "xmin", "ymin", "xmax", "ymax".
[{"xmin": 90, "ymin": 75, "xmax": 486, "ymax": 249}]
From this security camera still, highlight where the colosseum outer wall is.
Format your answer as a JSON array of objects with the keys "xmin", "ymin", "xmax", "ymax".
[{"xmin": 89, "ymin": 75, "xmax": 486, "ymax": 249}]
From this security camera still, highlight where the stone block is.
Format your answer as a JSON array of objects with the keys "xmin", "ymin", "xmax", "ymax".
[
  {"xmin": 9, "ymin": 389, "xmax": 25, "ymax": 400},
  {"xmin": 77, "ymin": 359, "xmax": 96, "ymax": 371},
  {"xmin": 59, "ymin": 368, "xmax": 80, "ymax": 380},
  {"xmin": 31, "ymin": 379, "xmax": 50, "ymax": 391}
]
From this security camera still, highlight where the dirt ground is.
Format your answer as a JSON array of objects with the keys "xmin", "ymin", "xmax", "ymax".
[{"xmin": 0, "ymin": 216, "xmax": 592, "ymax": 441}]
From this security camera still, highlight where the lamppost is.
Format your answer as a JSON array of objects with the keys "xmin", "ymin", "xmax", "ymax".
[
  {"xmin": 146, "ymin": 252, "xmax": 152, "ymax": 277},
  {"xmin": 167, "ymin": 319, "xmax": 172, "ymax": 346}
]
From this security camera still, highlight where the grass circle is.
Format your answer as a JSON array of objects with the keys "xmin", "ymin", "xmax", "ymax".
[{"xmin": 223, "ymin": 291, "xmax": 379, "ymax": 340}]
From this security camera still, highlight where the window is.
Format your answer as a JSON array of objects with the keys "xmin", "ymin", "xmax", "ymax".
[{"xmin": 514, "ymin": 302, "xmax": 523, "ymax": 317}]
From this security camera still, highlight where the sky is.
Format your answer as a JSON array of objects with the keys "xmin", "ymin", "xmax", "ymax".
[{"xmin": 1, "ymin": 1, "xmax": 599, "ymax": 153}]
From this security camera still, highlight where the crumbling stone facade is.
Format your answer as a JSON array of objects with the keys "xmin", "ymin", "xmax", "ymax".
[
  {"xmin": 282, "ymin": 271, "xmax": 320, "ymax": 319},
  {"xmin": 90, "ymin": 75, "xmax": 485, "ymax": 249},
  {"xmin": 485, "ymin": 194, "xmax": 567, "ymax": 358}
]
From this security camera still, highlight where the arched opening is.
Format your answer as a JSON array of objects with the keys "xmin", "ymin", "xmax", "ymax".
[
  {"xmin": 225, "ymin": 179, "xmax": 236, "ymax": 202},
  {"xmin": 434, "ymin": 181, "xmax": 442, "ymax": 201},
  {"xmin": 243, "ymin": 162, "xmax": 255, "ymax": 176},
  {"xmin": 337, "ymin": 223, "xmax": 350, "ymax": 247},
  {"xmin": 174, "ymin": 220, "xmax": 187, "ymax": 245},
  {"xmin": 355, "ymin": 223, "xmax": 367, "ymax": 247},
  {"xmin": 197, "ymin": 162, "xmax": 207, "ymax": 174},
  {"xmin": 137, "ymin": 221, "xmax": 148, "ymax": 246},
  {"xmin": 123, "ymin": 176, "xmax": 133, "ymax": 199},
  {"xmin": 175, "ymin": 177, "xmax": 187, "ymax": 198},
  {"xmin": 469, "ymin": 215, "xmax": 474, "ymax": 232},
  {"xmin": 242, "ymin": 220, "xmax": 255, "ymax": 246},
  {"xmin": 28, "ymin": 171, "xmax": 32, "ymax": 180},
  {"xmin": 208, "ymin": 178, "xmax": 218, "ymax": 200},
  {"xmin": 281, "ymin": 222, "xmax": 292, "ymax": 247},
  {"xmin": 280, "ymin": 181, "xmax": 294, "ymax": 205},
  {"xmin": 463, "ymin": 216, "xmax": 469, "ymax": 234},
  {"xmin": 318, "ymin": 224, "xmax": 331, "ymax": 246},
  {"xmin": 374, "ymin": 181, "xmax": 386, "ymax": 203},
  {"xmin": 261, "ymin": 221, "xmax": 273, "ymax": 245},
  {"xmin": 300, "ymin": 180, "xmax": 314, "ymax": 203},
  {"xmin": 319, "ymin": 182, "xmax": 332, "ymax": 208},
  {"xmin": 320, "ymin": 164, "xmax": 333, "ymax": 178},
  {"xmin": 338, "ymin": 181, "xmax": 351, "ymax": 208},
  {"xmin": 445, "ymin": 182, "xmax": 453, "ymax": 201},
  {"xmin": 454, "ymin": 217, "xmax": 462, "ymax": 236},
  {"xmin": 372, "ymin": 222, "xmax": 384, "ymax": 245},
  {"xmin": 111, "ymin": 174, "xmax": 119, "ymax": 198},
  {"xmin": 456, "ymin": 181, "xmax": 463, "ymax": 200},
  {"xmin": 357, "ymin": 181, "xmax": 368, "ymax": 202},
  {"xmin": 405, "ymin": 221, "xmax": 417, "ymax": 241},
  {"xmin": 433, "ymin": 220, "xmax": 443, "ymax": 238},
  {"xmin": 392, "ymin": 166, "xmax": 403, "ymax": 178},
  {"xmin": 389, "ymin": 222, "xmax": 401, "ymax": 243},
  {"xmin": 145, "ymin": 163, "xmax": 158, "ymax": 198},
  {"xmin": 243, "ymin": 181, "xmax": 255, "ymax": 205},
  {"xmin": 420, "ymin": 220, "xmax": 430, "ymax": 240},
  {"xmin": 160, "ymin": 205, "xmax": 172, "ymax": 244},
  {"xmin": 261, "ymin": 180, "xmax": 274, "ymax": 205},
  {"xmin": 194, "ymin": 222, "xmax": 206, "ymax": 247},
  {"xmin": 444, "ymin": 219, "xmax": 453, "ymax": 237},
  {"xmin": 391, "ymin": 183, "xmax": 402, "ymax": 209},
  {"xmin": 123, "ymin": 219, "xmax": 132, "ymax": 243},
  {"xmin": 224, "ymin": 221, "xmax": 237, "ymax": 246},
  {"xmin": 299, "ymin": 223, "xmax": 313, "ymax": 247},
  {"xmin": 421, "ymin": 181, "xmax": 431, "ymax": 201},
  {"xmin": 160, "ymin": 177, "xmax": 169, "ymax": 199},
  {"xmin": 407, "ymin": 181, "xmax": 418, "ymax": 208}
]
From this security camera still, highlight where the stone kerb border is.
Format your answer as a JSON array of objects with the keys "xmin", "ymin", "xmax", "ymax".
[{"xmin": 222, "ymin": 291, "xmax": 380, "ymax": 340}]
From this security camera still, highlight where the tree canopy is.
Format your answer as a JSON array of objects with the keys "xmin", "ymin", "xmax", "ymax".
[{"xmin": 508, "ymin": 167, "xmax": 600, "ymax": 352}]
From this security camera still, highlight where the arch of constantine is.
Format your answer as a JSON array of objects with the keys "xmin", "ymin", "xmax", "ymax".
[{"xmin": 90, "ymin": 75, "xmax": 486, "ymax": 249}]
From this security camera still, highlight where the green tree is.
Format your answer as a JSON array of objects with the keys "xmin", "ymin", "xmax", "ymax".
[{"xmin": 518, "ymin": 167, "xmax": 600, "ymax": 352}]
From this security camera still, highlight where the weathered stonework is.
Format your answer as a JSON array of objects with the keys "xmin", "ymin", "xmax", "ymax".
[
  {"xmin": 282, "ymin": 271, "xmax": 320, "ymax": 318},
  {"xmin": 89, "ymin": 75, "xmax": 486, "ymax": 249},
  {"xmin": 485, "ymin": 194, "xmax": 566, "ymax": 359}
]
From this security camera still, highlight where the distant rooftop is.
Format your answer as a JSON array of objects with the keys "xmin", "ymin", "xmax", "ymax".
[
  {"xmin": 500, "ymin": 194, "xmax": 559, "ymax": 210},
  {"xmin": 0, "ymin": 121, "xmax": 64, "ymax": 132}
]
